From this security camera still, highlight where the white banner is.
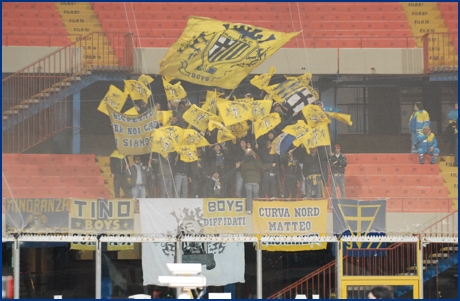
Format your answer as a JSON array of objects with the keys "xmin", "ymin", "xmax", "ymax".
[{"xmin": 139, "ymin": 198, "xmax": 245, "ymax": 286}]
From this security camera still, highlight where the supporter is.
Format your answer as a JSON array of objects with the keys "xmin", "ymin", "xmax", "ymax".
[
  {"xmin": 281, "ymin": 150, "xmax": 302, "ymax": 198},
  {"xmin": 173, "ymin": 153, "xmax": 191, "ymax": 198},
  {"xmin": 272, "ymin": 102, "xmax": 298, "ymax": 134},
  {"xmin": 109, "ymin": 150, "xmax": 132, "ymax": 198},
  {"xmin": 173, "ymin": 100, "xmax": 189, "ymax": 129},
  {"xmin": 125, "ymin": 155, "xmax": 152, "ymax": 198},
  {"xmin": 189, "ymin": 148, "xmax": 204, "ymax": 198},
  {"xmin": 409, "ymin": 102, "xmax": 430, "ymax": 154},
  {"xmin": 205, "ymin": 143, "xmax": 228, "ymax": 176},
  {"xmin": 226, "ymin": 139, "xmax": 247, "ymax": 198},
  {"xmin": 255, "ymin": 138, "xmax": 281, "ymax": 198},
  {"xmin": 302, "ymin": 147, "xmax": 323, "ymax": 199},
  {"xmin": 202, "ymin": 162, "xmax": 240, "ymax": 198},
  {"xmin": 148, "ymin": 154, "xmax": 160, "ymax": 198},
  {"xmin": 443, "ymin": 103, "xmax": 458, "ymax": 155},
  {"xmin": 329, "ymin": 144, "xmax": 347, "ymax": 199},
  {"xmin": 416, "ymin": 126, "xmax": 440, "ymax": 164},
  {"xmin": 240, "ymin": 148, "xmax": 276, "ymax": 213}
]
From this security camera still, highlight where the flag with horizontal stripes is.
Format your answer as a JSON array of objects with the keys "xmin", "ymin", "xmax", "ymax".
[
  {"xmin": 271, "ymin": 79, "xmax": 318, "ymax": 112},
  {"xmin": 282, "ymin": 120, "xmax": 311, "ymax": 147},
  {"xmin": 159, "ymin": 16, "xmax": 299, "ymax": 89},
  {"xmin": 270, "ymin": 132, "xmax": 296, "ymax": 156}
]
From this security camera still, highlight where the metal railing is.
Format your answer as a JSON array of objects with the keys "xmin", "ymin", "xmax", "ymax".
[
  {"xmin": 2, "ymin": 31, "xmax": 133, "ymax": 153},
  {"xmin": 418, "ymin": 210, "xmax": 458, "ymax": 238}
]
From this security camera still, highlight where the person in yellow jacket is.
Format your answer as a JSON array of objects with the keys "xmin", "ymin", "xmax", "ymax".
[{"xmin": 409, "ymin": 102, "xmax": 430, "ymax": 154}]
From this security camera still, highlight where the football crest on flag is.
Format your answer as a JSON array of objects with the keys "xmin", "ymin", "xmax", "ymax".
[{"xmin": 159, "ymin": 16, "xmax": 299, "ymax": 89}]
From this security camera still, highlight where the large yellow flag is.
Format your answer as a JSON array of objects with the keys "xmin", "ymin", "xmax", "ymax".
[
  {"xmin": 217, "ymin": 101, "xmax": 252, "ymax": 126},
  {"xmin": 162, "ymin": 77, "xmax": 187, "ymax": 101},
  {"xmin": 156, "ymin": 110, "xmax": 173, "ymax": 126},
  {"xmin": 285, "ymin": 70, "xmax": 313, "ymax": 87},
  {"xmin": 253, "ymin": 112, "xmax": 281, "ymax": 139},
  {"xmin": 302, "ymin": 104, "xmax": 331, "ymax": 128},
  {"xmin": 179, "ymin": 129, "xmax": 210, "ymax": 148},
  {"xmin": 201, "ymin": 90, "xmax": 226, "ymax": 115},
  {"xmin": 250, "ymin": 100, "xmax": 273, "ymax": 121},
  {"xmin": 299, "ymin": 123, "xmax": 331, "ymax": 151},
  {"xmin": 97, "ymin": 85, "xmax": 128, "ymax": 115},
  {"xmin": 183, "ymin": 104, "xmax": 220, "ymax": 132},
  {"xmin": 208, "ymin": 120, "xmax": 237, "ymax": 144},
  {"xmin": 124, "ymin": 80, "xmax": 152, "ymax": 103},
  {"xmin": 138, "ymin": 74, "xmax": 154, "ymax": 86},
  {"xmin": 270, "ymin": 78, "xmax": 318, "ymax": 111},
  {"xmin": 250, "ymin": 66, "xmax": 276, "ymax": 91},
  {"xmin": 228, "ymin": 121, "xmax": 250, "ymax": 139},
  {"xmin": 174, "ymin": 145, "xmax": 199, "ymax": 162},
  {"xmin": 282, "ymin": 120, "xmax": 311, "ymax": 147},
  {"xmin": 327, "ymin": 111, "xmax": 353, "ymax": 126},
  {"xmin": 159, "ymin": 16, "xmax": 300, "ymax": 89}
]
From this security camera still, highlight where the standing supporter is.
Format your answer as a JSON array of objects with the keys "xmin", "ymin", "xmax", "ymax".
[
  {"xmin": 329, "ymin": 144, "xmax": 347, "ymax": 199},
  {"xmin": 174, "ymin": 100, "xmax": 189, "ymax": 129},
  {"xmin": 205, "ymin": 144, "xmax": 228, "ymax": 176},
  {"xmin": 226, "ymin": 139, "xmax": 247, "ymax": 198},
  {"xmin": 302, "ymin": 147, "xmax": 323, "ymax": 199},
  {"xmin": 109, "ymin": 150, "xmax": 132, "ymax": 198},
  {"xmin": 148, "ymin": 154, "xmax": 160, "ymax": 198},
  {"xmin": 318, "ymin": 146, "xmax": 330, "ymax": 187},
  {"xmin": 255, "ymin": 139, "xmax": 281, "ymax": 199},
  {"xmin": 189, "ymin": 148, "xmax": 204, "ymax": 198},
  {"xmin": 173, "ymin": 153, "xmax": 191, "ymax": 198},
  {"xmin": 416, "ymin": 126, "xmax": 440, "ymax": 164},
  {"xmin": 202, "ymin": 163, "xmax": 240, "ymax": 198},
  {"xmin": 409, "ymin": 102, "xmax": 430, "ymax": 154},
  {"xmin": 281, "ymin": 150, "xmax": 302, "ymax": 198},
  {"xmin": 240, "ymin": 149, "xmax": 276, "ymax": 213},
  {"xmin": 125, "ymin": 155, "xmax": 152, "ymax": 198}
]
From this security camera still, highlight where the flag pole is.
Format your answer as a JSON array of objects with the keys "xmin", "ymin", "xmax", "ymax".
[{"xmin": 124, "ymin": 156, "xmax": 132, "ymax": 175}]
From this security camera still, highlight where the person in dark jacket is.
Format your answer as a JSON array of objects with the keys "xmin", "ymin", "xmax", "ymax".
[
  {"xmin": 255, "ymin": 139, "xmax": 281, "ymax": 198},
  {"xmin": 125, "ymin": 155, "xmax": 153, "ymax": 198},
  {"xmin": 202, "ymin": 163, "xmax": 239, "ymax": 198},
  {"xmin": 157, "ymin": 153, "xmax": 175, "ymax": 198},
  {"xmin": 189, "ymin": 148, "xmax": 204, "ymax": 198},
  {"xmin": 302, "ymin": 147, "xmax": 323, "ymax": 199},
  {"xmin": 109, "ymin": 150, "xmax": 132, "ymax": 198},
  {"xmin": 329, "ymin": 144, "xmax": 347, "ymax": 198},
  {"xmin": 281, "ymin": 150, "xmax": 303, "ymax": 198},
  {"xmin": 173, "ymin": 153, "xmax": 191, "ymax": 198},
  {"xmin": 240, "ymin": 149, "xmax": 276, "ymax": 213}
]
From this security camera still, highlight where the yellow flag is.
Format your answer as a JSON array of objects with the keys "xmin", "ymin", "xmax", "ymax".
[
  {"xmin": 157, "ymin": 110, "xmax": 173, "ymax": 126},
  {"xmin": 123, "ymin": 106, "xmax": 139, "ymax": 116},
  {"xmin": 327, "ymin": 112, "xmax": 353, "ymax": 126},
  {"xmin": 217, "ymin": 101, "xmax": 252, "ymax": 126},
  {"xmin": 301, "ymin": 104, "xmax": 331, "ymax": 128},
  {"xmin": 179, "ymin": 129, "xmax": 210, "ymax": 147},
  {"xmin": 282, "ymin": 120, "xmax": 311, "ymax": 147},
  {"xmin": 228, "ymin": 121, "xmax": 250, "ymax": 139},
  {"xmin": 250, "ymin": 100, "xmax": 273, "ymax": 121},
  {"xmin": 233, "ymin": 96, "xmax": 254, "ymax": 104},
  {"xmin": 183, "ymin": 104, "xmax": 220, "ymax": 132},
  {"xmin": 159, "ymin": 16, "xmax": 300, "ymax": 89},
  {"xmin": 253, "ymin": 112, "xmax": 281, "ymax": 139},
  {"xmin": 97, "ymin": 85, "xmax": 128, "ymax": 115},
  {"xmin": 161, "ymin": 126, "xmax": 184, "ymax": 145},
  {"xmin": 250, "ymin": 66, "xmax": 276, "ymax": 90},
  {"xmin": 174, "ymin": 145, "xmax": 199, "ymax": 162},
  {"xmin": 299, "ymin": 123, "xmax": 331, "ymax": 151},
  {"xmin": 201, "ymin": 90, "xmax": 226, "ymax": 115},
  {"xmin": 208, "ymin": 120, "xmax": 237, "ymax": 144},
  {"xmin": 151, "ymin": 129, "xmax": 175, "ymax": 158},
  {"xmin": 162, "ymin": 77, "xmax": 187, "ymax": 101},
  {"xmin": 270, "ymin": 78, "xmax": 318, "ymax": 110},
  {"xmin": 285, "ymin": 70, "xmax": 313, "ymax": 87},
  {"xmin": 124, "ymin": 80, "xmax": 151, "ymax": 103},
  {"xmin": 138, "ymin": 74, "xmax": 154, "ymax": 86}
]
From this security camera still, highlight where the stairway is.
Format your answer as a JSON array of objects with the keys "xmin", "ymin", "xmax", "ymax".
[
  {"xmin": 401, "ymin": 2, "xmax": 457, "ymax": 71},
  {"xmin": 55, "ymin": 2, "xmax": 119, "ymax": 69},
  {"xmin": 439, "ymin": 155, "xmax": 458, "ymax": 210},
  {"xmin": 95, "ymin": 156, "xmax": 114, "ymax": 198}
]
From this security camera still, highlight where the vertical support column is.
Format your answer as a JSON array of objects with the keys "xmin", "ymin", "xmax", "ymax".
[
  {"xmin": 256, "ymin": 242, "xmax": 262, "ymax": 299},
  {"xmin": 336, "ymin": 240, "xmax": 342, "ymax": 299},
  {"xmin": 96, "ymin": 239, "xmax": 102, "ymax": 299},
  {"xmin": 176, "ymin": 241, "xmax": 182, "ymax": 298},
  {"xmin": 72, "ymin": 91, "xmax": 81, "ymax": 154},
  {"xmin": 13, "ymin": 239, "xmax": 20, "ymax": 299},
  {"xmin": 418, "ymin": 240, "xmax": 424, "ymax": 299}
]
